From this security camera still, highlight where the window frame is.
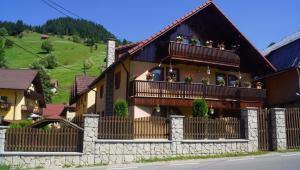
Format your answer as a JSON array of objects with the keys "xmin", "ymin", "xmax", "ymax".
[{"xmin": 149, "ymin": 67, "xmax": 164, "ymax": 81}]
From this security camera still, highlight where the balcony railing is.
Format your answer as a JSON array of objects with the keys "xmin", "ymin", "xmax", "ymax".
[
  {"xmin": 21, "ymin": 105, "xmax": 40, "ymax": 114},
  {"xmin": 168, "ymin": 41, "xmax": 240, "ymax": 68},
  {"xmin": 130, "ymin": 80, "xmax": 266, "ymax": 101},
  {"xmin": 0, "ymin": 102, "xmax": 11, "ymax": 110}
]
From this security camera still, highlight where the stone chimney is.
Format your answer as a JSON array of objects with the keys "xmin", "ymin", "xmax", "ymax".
[{"xmin": 106, "ymin": 38, "xmax": 116, "ymax": 68}]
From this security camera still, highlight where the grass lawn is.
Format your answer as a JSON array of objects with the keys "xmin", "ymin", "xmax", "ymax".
[{"xmin": 4, "ymin": 31, "xmax": 105, "ymax": 103}]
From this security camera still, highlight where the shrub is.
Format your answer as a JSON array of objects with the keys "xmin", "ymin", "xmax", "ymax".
[
  {"xmin": 4, "ymin": 39, "xmax": 13, "ymax": 48},
  {"xmin": 44, "ymin": 54, "xmax": 58, "ymax": 69},
  {"xmin": 192, "ymin": 99, "xmax": 208, "ymax": 118},
  {"xmin": 114, "ymin": 98, "xmax": 128, "ymax": 117},
  {"xmin": 72, "ymin": 35, "xmax": 81, "ymax": 43},
  {"xmin": 41, "ymin": 40, "xmax": 54, "ymax": 53},
  {"xmin": 9, "ymin": 119, "xmax": 33, "ymax": 129}
]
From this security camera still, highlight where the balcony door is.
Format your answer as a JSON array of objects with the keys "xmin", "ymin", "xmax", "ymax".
[{"xmin": 150, "ymin": 67, "xmax": 164, "ymax": 81}]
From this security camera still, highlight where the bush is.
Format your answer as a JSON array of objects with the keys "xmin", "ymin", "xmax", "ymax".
[
  {"xmin": 9, "ymin": 119, "xmax": 33, "ymax": 129},
  {"xmin": 114, "ymin": 98, "xmax": 128, "ymax": 117},
  {"xmin": 72, "ymin": 35, "xmax": 81, "ymax": 43},
  {"xmin": 192, "ymin": 99, "xmax": 208, "ymax": 118},
  {"xmin": 41, "ymin": 40, "xmax": 53, "ymax": 53},
  {"xmin": 44, "ymin": 54, "xmax": 58, "ymax": 69},
  {"xmin": 4, "ymin": 39, "xmax": 13, "ymax": 48}
]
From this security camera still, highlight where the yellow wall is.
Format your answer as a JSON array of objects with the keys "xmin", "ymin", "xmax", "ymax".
[
  {"xmin": 0, "ymin": 88, "xmax": 40, "ymax": 121},
  {"xmin": 75, "ymin": 89, "xmax": 96, "ymax": 116},
  {"xmin": 95, "ymin": 78, "xmax": 106, "ymax": 115},
  {"xmin": 113, "ymin": 59, "xmax": 129, "ymax": 103}
]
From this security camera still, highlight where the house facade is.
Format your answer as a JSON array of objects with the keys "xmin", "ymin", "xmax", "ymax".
[
  {"xmin": 69, "ymin": 75, "xmax": 96, "ymax": 117},
  {"xmin": 262, "ymin": 31, "xmax": 300, "ymax": 107},
  {"xmin": 0, "ymin": 69, "xmax": 45, "ymax": 122},
  {"xmin": 88, "ymin": 2, "xmax": 275, "ymax": 118}
]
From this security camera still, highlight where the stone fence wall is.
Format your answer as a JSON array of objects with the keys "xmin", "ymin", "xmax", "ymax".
[{"xmin": 0, "ymin": 108, "xmax": 288, "ymax": 168}]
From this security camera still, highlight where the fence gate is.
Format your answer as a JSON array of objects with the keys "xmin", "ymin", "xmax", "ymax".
[
  {"xmin": 258, "ymin": 108, "xmax": 272, "ymax": 151},
  {"xmin": 285, "ymin": 108, "xmax": 300, "ymax": 149}
]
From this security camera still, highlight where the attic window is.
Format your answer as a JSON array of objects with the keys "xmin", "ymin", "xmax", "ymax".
[{"xmin": 115, "ymin": 72, "xmax": 121, "ymax": 90}]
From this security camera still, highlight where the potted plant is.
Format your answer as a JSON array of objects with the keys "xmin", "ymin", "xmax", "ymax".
[
  {"xmin": 256, "ymin": 82, "xmax": 263, "ymax": 89},
  {"xmin": 146, "ymin": 72, "xmax": 154, "ymax": 81},
  {"xmin": 189, "ymin": 38, "xmax": 198, "ymax": 46},
  {"xmin": 218, "ymin": 42, "xmax": 225, "ymax": 50},
  {"xmin": 205, "ymin": 40, "xmax": 213, "ymax": 48},
  {"xmin": 202, "ymin": 77, "xmax": 209, "ymax": 85},
  {"xmin": 184, "ymin": 73, "xmax": 193, "ymax": 84},
  {"xmin": 217, "ymin": 78, "xmax": 225, "ymax": 86},
  {"xmin": 244, "ymin": 81, "xmax": 252, "ymax": 88},
  {"xmin": 176, "ymin": 35, "xmax": 183, "ymax": 43},
  {"xmin": 167, "ymin": 74, "xmax": 177, "ymax": 82}
]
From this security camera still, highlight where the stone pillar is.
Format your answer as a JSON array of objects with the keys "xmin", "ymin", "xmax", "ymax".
[
  {"xmin": 0, "ymin": 126, "xmax": 8, "ymax": 153},
  {"xmin": 270, "ymin": 108, "xmax": 287, "ymax": 150},
  {"xmin": 169, "ymin": 115, "xmax": 184, "ymax": 141},
  {"xmin": 82, "ymin": 114, "xmax": 99, "ymax": 165},
  {"xmin": 169, "ymin": 115, "xmax": 184, "ymax": 155},
  {"xmin": 241, "ymin": 108, "xmax": 258, "ymax": 152}
]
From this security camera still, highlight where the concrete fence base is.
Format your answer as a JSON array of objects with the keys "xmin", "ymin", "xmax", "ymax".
[{"xmin": 0, "ymin": 108, "xmax": 288, "ymax": 168}]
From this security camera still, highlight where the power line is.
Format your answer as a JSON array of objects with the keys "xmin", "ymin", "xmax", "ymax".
[
  {"xmin": 40, "ymin": 0, "xmax": 70, "ymax": 18},
  {"xmin": 0, "ymin": 35, "xmax": 82, "ymax": 72},
  {"xmin": 47, "ymin": 0, "xmax": 81, "ymax": 19}
]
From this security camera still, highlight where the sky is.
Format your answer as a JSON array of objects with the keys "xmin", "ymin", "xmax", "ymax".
[{"xmin": 1, "ymin": 0, "xmax": 300, "ymax": 50}]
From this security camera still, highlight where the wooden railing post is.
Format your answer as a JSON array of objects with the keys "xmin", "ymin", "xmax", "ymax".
[{"xmin": 0, "ymin": 126, "xmax": 8, "ymax": 153}]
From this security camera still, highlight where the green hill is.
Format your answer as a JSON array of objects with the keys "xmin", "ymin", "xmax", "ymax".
[{"xmin": 5, "ymin": 31, "xmax": 105, "ymax": 104}]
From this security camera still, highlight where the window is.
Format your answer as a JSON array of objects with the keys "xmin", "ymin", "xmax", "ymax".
[
  {"xmin": 0, "ymin": 96, "xmax": 7, "ymax": 102},
  {"xmin": 150, "ymin": 67, "xmax": 164, "ymax": 81},
  {"xmin": 228, "ymin": 75, "xmax": 238, "ymax": 87},
  {"xmin": 115, "ymin": 71, "xmax": 121, "ymax": 90},
  {"xmin": 100, "ymin": 85, "xmax": 104, "ymax": 98},
  {"xmin": 215, "ymin": 73, "xmax": 226, "ymax": 85},
  {"xmin": 166, "ymin": 68, "xmax": 180, "ymax": 82}
]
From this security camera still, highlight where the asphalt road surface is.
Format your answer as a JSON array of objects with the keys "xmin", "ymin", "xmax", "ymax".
[{"xmin": 73, "ymin": 152, "xmax": 300, "ymax": 170}]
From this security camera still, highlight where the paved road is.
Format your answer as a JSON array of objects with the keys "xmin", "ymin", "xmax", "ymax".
[{"xmin": 74, "ymin": 152, "xmax": 300, "ymax": 170}]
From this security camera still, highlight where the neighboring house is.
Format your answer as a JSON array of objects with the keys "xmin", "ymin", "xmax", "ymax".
[
  {"xmin": 42, "ymin": 104, "xmax": 67, "ymax": 118},
  {"xmin": 69, "ymin": 75, "xmax": 96, "ymax": 117},
  {"xmin": 87, "ymin": 2, "xmax": 275, "ymax": 118},
  {"xmin": 0, "ymin": 69, "xmax": 46, "ymax": 121},
  {"xmin": 261, "ymin": 31, "xmax": 300, "ymax": 107}
]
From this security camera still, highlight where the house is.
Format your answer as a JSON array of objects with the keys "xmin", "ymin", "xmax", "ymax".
[
  {"xmin": 42, "ymin": 104, "xmax": 67, "ymax": 118},
  {"xmin": 40, "ymin": 34, "xmax": 49, "ymax": 40},
  {"xmin": 69, "ymin": 75, "xmax": 96, "ymax": 117},
  {"xmin": 50, "ymin": 79, "xmax": 58, "ymax": 94},
  {"xmin": 86, "ymin": 1, "xmax": 275, "ymax": 118},
  {"xmin": 0, "ymin": 69, "xmax": 46, "ymax": 121},
  {"xmin": 261, "ymin": 31, "xmax": 300, "ymax": 107}
]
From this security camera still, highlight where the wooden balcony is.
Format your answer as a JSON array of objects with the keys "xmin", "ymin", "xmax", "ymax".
[
  {"xmin": 168, "ymin": 41, "xmax": 240, "ymax": 68},
  {"xmin": 0, "ymin": 102, "xmax": 11, "ymax": 110},
  {"xmin": 25, "ymin": 90, "xmax": 43, "ymax": 101},
  {"xmin": 129, "ymin": 80, "xmax": 266, "ymax": 102},
  {"xmin": 21, "ymin": 105, "xmax": 40, "ymax": 114}
]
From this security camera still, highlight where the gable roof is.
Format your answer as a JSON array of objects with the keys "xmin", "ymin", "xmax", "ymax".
[
  {"xmin": 43, "ymin": 104, "xmax": 66, "ymax": 117},
  {"xmin": 0, "ymin": 69, "xmax": 38, "ymax": 90},
  {"xmin": 126, "ymin": 2, "xmax": 276, "ymax": 71},
  {"xmin": 90, "ymin": 1, "xmax": 276, "ymax": 88},
  {"xmin": 262, "ymin": 30, "xmax": 300, "ymax": 56},
  {"xmin": 69, "ymin": 75, "xmax": 96, "ymax": 105}
]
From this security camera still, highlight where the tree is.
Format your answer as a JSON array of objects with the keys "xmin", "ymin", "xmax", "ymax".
[
  {"xmin": 0, "ymin": 27, "xmax": 8, "ymax": 48},
  {"xmin": 30, "ymin": 61, "xmax": 52, "ymax": 103},
  {"xmin": 41, "ymin": 40, "xmax": 53, "ymax": 53},
  {"xmin": 82, "ymin": 58, "xmax": 94, "ymax": 75},
  {"xmin": 72, "ymin": 34, "xmax": 81, "ymax": 43},
  {"xmin": 192, "ymin": 99, "xmax": 208, "ymax": 118},
  {"xmin": 40, "ymin": 54, "xmax": 58, "ymax": 69},
  {"xmin": 15, "ymin": 20, "xmax": 24, "ymax": 35},
  {"xmin": 114, "ymin": 98, "xmax": 128, "ymax": 117},
  {"xmin": 0, "ymin": 48, "xmax": 7, "ymax": 68}
]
